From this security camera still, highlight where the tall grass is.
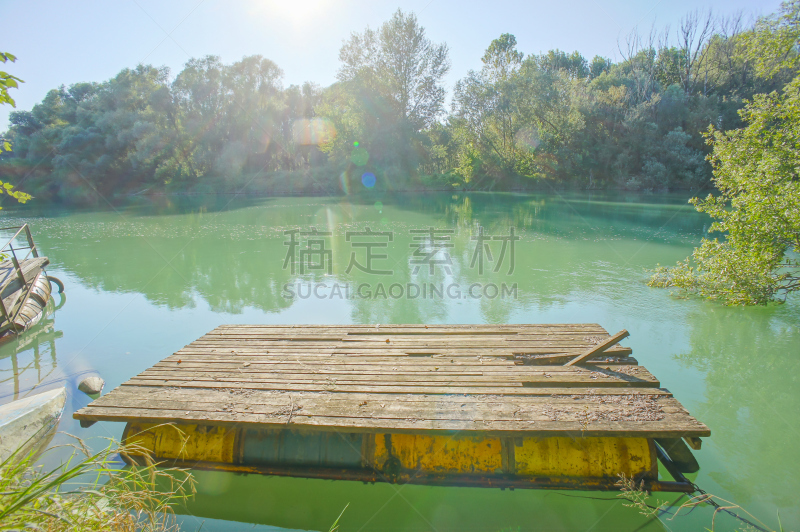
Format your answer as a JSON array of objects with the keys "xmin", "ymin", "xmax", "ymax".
[
  {"xmin": 617, "ymin": 474, "xmax": 781, "ymax": 532},
  {"xmin": 0, "ymin": 430, "xmax": 195, "ymax": 531}
]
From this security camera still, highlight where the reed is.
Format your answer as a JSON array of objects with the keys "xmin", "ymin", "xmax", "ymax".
[
  {"xmin": 617, "ymin": 474, "xmax": 781, "ymax": 532},
  {"xmin": 0, "ymin": 429, "xmax": 195, "ymax": 531}
]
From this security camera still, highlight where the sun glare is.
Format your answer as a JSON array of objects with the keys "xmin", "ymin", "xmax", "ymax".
[{"xmin": 248, "ymin": 0, "xmax": 333, "ymax": 27}]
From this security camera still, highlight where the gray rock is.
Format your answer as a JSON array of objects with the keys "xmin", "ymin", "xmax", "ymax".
[{"xmin": 78, "ymin": 376, "xmax": 104, "ymax": 395}]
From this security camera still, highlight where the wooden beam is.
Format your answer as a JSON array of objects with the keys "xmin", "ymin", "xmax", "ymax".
[
  {"xmin": 684, "ymin": 436, "xmax": 702, "ymax": 450},
  {"xmin": 564, "ymin": 330, "xmax": 629, "ymax": 366}
]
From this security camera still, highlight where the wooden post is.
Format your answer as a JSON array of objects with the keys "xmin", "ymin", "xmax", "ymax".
[
  {"xmin": 564, "ymin": 330, "xmax": 629, "ymax": 366},
  {"xmin": 10, "ymin": 252, "xmax": 26, "ymax": 292},
  {"xmin": 23, "ymin": 225, "xmax": 38, "ymax": 258}
]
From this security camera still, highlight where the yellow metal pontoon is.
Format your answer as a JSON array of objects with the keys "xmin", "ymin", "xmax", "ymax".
[{"xmin": 75, "ymin": 324, "xmax": 709, "ymax": 491}]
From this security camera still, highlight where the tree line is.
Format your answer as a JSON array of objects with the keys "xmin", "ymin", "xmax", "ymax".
[
  {"xmin": 649, "ymin": 1, "xmax": 799, "ymax": 305},
  {"xmin": 0, "ymin": 5, "xmax": 796, "ymax": 203}
]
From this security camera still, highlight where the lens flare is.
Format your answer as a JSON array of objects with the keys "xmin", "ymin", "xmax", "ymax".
[
  {"xmin": 361, "ymin": 172, "xmax": 376, "ymax": 188},
  {"xmin": 292, "ymin": 118, "xmax": 336, "ymax": 146},
  {"xmin": 351, "ymin": 147, "xmax": 369, "ymax": 166},
  {"xmin": 514, "ymin": 127, "xmax": 540, "ymax": 150}
]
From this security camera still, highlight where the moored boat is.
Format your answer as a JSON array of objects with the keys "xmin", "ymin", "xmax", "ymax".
[
  {"xmin": 0, "ymin": 387, "xmax": 67, "ymax": 462},
  {"xmin": 0, "ymin": 224, "xmax": 64, "ymax": 343}
]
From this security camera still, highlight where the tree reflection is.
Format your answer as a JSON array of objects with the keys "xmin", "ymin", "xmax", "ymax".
[
  {"xmin": 18, "ymin": 193, "xmax": 707, "ymax": 323},
  {"xmin": 678, "ymin": 305, "xmax": 800, "ymax": 511}
]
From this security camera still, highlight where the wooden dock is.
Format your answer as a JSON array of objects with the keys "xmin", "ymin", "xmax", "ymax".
[{"xmin": 75, "ymin": 324, "xmax": 710, "ymax": 491}]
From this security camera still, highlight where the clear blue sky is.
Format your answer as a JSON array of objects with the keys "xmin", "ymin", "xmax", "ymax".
[{"xmin": 1, "ymin": 0, "xmax": 781, "ymax": 129}]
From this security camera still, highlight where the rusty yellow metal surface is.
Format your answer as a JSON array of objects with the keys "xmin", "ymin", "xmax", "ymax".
[
  {"xmin": 373, "ymin": 433, "xmax": 504, "ymax": 474},
  {"xmin": 372, "ymin": 433, "xmax": 654, "ymax": 479},
  {"xmin": 123, "ymin": 422, "xmax": 237, "ymax": 463},
  {"xmin": 514, "ymin": 437, "xmax": 654, "ymax": 478},
  {"xmin": 122, "ymin": 422, "xmax": 656, "ymax": 483}
]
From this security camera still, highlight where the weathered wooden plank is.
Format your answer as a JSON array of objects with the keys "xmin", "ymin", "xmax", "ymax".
[
  {"xmin": 82, "ymin": 386, "xmax": 682, "ymax": 408},
  {"xmin": 121, "ymin": 378, "xmax": 658, "ymax": 394},
  {"xmin": 90, "ymin": 387, "xmax": 675, "ymax": 406},
  {"xmin": 87, "ymin": 394, "xmax": 693, "ymax": 423},
  {"xmin": 162, "ymin": 357, "xmax": 517, "ymax": 366},
  {"xmin": 167, "ymin": 353, "xmax": 634, "ymax": 365},
  {"xmin": 565, "ymin": 330, "xmax": 630, "ymax": 366},
  {"xmin": 205, "ymin": 330, "xmax": 608, "ymax": 339},
  {"xmin": 189, "ymin": 335, "xmax": 612, "ymax": 350},
  {"xmin": 200, "ymin": 334, "xmax": 612, "ymax": 342},
  {"xmin": 199, "ymin": 340, "xmax": 611, "ymax": 349},
  {"xmin": 134, "ymin": 364, "xmax": 658, "ymax": 386},
  {"xmin": 513, "ymin": 353, "xmax": 636, "ymax": 365},
  {"xmin": 176, "ymin": 346, "xmax": 634, "ymax": 356},
  {"xmin": 140, "ymin": 364, "xmax": 655, "ymax": 379},
  {"xmin": 201, "ymin": 331, "xmax": 609, "ymax": 338},
  {"xmin": 215, "ymin": 323, "xmax": 606, "ymax": 329},
  {"xmin": 151, "ymin": 358, "xmax": 639, "ymax": 371},
  {"xmin": 74, "ymin": 406, "xmax": 710, "ymax": 438},
  {"xmin": 188, "ymin": 335, "xmax": 620, "ymax": 344},
  {"xmin": 161, "ymin": 355, "xmax": 518, "ymax": 365},
  {"xmin": 92, "ymin": 385, "xmax": 676, "ymax": 404}
]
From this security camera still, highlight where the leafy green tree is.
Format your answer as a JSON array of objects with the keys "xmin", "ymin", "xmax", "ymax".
[
  {"xmin": 338, "ymin": 9, "xmax": 449, "ymax": 132},
  {"xmin": 332, "ymin": 9, "xmax": 450, "ymax": 176},
  {"xmin": 0, "ymin": 52, "xmax": 22, "ymax": 110},
  {"xmin": 745, "ymin": 0, "xmax": 799, "ymax": 79},
  {"xmin": 0, "ymin": 52, "xmax": 23, "ymax": 156},
  {"xmin": 481, "ymin": 33, "xmax": 524, "ymax": 82},
  {"xmin": 451, "ymin": 34, "xmax": 526, "ymax": 184},
  {"xmin": 649, "ymin": 79, "xmax": 800, "ymax": 303},
  {"xmin": 0, "ymin": 52, "xmax": 30, "ymax": 206},
  {"xmin": 650, "ymin": 2, "xmax": 800, "ymax": 304},
  {"xmin": 589, "ymin": 56, "xmax": 612, "ymax": 79},
  {"xmin": 535, "ymin": 49, "xmax": 589, "ymax": 80},
  {"xmin": 3, "ymin": 65, "xmax": 174, "ymax": 200},
  {"xmin": 452, "ymin": 41, "xmax": 589, "ymax": 186}
]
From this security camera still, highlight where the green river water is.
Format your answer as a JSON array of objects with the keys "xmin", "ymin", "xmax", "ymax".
[{"xmin": 0, "ymin": 192, "xmax": 797, "ymax": 532}]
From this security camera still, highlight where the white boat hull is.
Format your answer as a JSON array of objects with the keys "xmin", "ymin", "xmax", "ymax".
[{"xmin": 0, "ymin": 387, "xmax": 66, "ymax": 462}]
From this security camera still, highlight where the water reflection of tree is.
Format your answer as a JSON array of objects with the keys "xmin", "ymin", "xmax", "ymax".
[
  {"xmin": 21, "ymin": 193, "xmax": 709, "ymax": 320},
  {"xmin": 677, "ymin": 305, "xmax": 800, "ymax": 510},
  {"xmin": 391, "ymin": 192, "xmax": 707, "ymax": 240},
  {"xmin": 30, "ymin": 205, "xmax": 307, "ymax": 313}
]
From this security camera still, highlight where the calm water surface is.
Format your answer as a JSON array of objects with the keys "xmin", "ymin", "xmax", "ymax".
[{"xmin": 1, "ymin": 192, "xmax": 797, "ymax": 532}]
